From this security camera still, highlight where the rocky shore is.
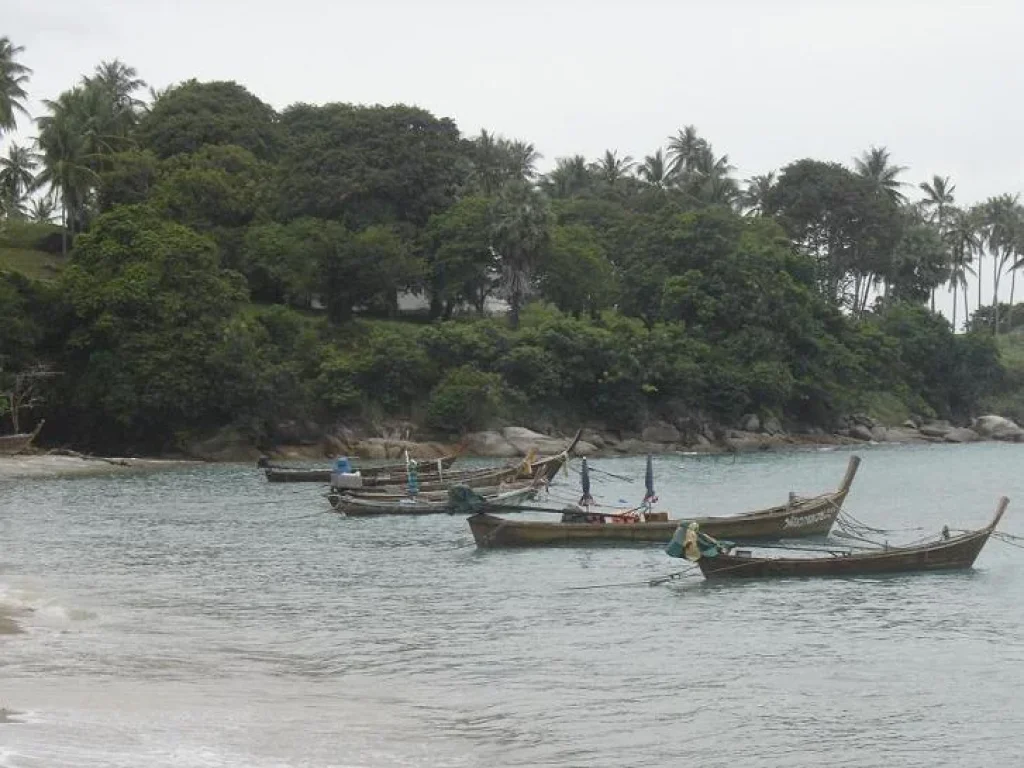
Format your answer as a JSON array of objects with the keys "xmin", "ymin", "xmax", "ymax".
[
  {"xmin": 246, "ymin": 413, "xmax": 1024, "ymax": 462},
  {"xmin": 3, "ymin": 415, "xmax": 1020, "ymax": 476}
]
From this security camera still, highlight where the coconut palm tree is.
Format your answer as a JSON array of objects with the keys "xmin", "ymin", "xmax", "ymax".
[
  {"xmin": 638, "ymin": 149, "xmax": 670, "ymax": 189},
  {"xmin": 854, "ymin": 146, "xmax": 907, "ymax": 204},
  {"xmin": 592, "ymin": 150, "xmax": 635, "ymax": 188},
  {"xmin": 944, "ymin": 206, "xmax": 981, "ymax": 331},
  {"xmin": 1004, "ymin": 206, "xmax": 1024, "ymax": 331},
  {"xmin": 0, "ymin": 143, "xmax": 39, "ymax": 212},
  {"xmin": 503, "ymin": 139, "xmax": 541, "ymax": 183},
  {"xmin": 0, "ymin": 36, "xmax": 31, "ymax": 136},
  {"xmin": 918, "ymin": 175, "xmax": 956, "ymax": 311},
  {"xmin": 29, "ymin": 196, "xmax": 55, "ymax": 224},
  {"xmin": 469, "ymin": 129, "xmax": 505, "ymax": 196},
  {"xmin": 741, "ymin": 172, "xmax": 776, "ymax": 216},
  {"xmin": 83, "ymin": 58, "xmax": 146, "ymax": 135},
  {"xmin": 490, "ymin": 181, "xmax": 552, "ymax": 329},
  {"xmin": 35, "ymin": 88, "xmax": 101, "ymax": 253},
  {"xmin": 686, "ymin": 145, "xmax": 738, "ymax": 206},
  {"xmin": 980, "ymin": 193, "xmax": 1021, "ymax": 334},
  {"xmin": 667, "ymin": 125, "xmax": 707, "ymax": 177},
  {"xmin": 0, "ymin": 188, "xmax": 25, "ymax": 220},
  {"xmin": 919, "ymin": 175, "xmax": 956, "ymax": 223},
  {"xmin": 542, "ymin": 155, "xmax": 591, "ymax": 199}
]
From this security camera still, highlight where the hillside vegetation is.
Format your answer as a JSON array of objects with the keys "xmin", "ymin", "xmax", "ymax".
[
  {"xmin": 0, "ymin": 48, "xmax": 1017, "ymax": 454},
  {"xmin": 0, "ymin": 221, "xmax": 65, "ymax": 281}
]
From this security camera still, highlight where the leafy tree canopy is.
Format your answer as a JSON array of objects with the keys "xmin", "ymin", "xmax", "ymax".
[{"xmin": 136, "ymin": 80, "xmax": 282, "ymax": 161}]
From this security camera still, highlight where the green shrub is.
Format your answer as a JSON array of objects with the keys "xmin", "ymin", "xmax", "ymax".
[{"xmin": 425, "ymin": 366, "xmax": 504, "ymax": 434}]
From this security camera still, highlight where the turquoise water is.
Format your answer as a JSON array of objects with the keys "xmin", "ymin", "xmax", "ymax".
[{"xmin": 1, "ymin": 443, "xmax": 1023, "ymax": 767}]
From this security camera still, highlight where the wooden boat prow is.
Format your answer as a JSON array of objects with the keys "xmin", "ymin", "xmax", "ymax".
[
  {"xmin": 694, "ymin": 496, "xmax": 1009, "ymax": 580},
  {"xmin": 0, "ymin": 420, "xmax": 44, "ymax": 456}
]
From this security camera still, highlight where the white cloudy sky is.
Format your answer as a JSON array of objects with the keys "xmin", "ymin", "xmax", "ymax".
[{"xmin": 6, "ymin": 0, "xmax": 1023, "ymax": 321}]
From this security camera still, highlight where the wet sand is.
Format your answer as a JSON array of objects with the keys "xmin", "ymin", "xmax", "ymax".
[{"xmin": 0, "ymin": 454, "xmax": 198, "ymax": 479}]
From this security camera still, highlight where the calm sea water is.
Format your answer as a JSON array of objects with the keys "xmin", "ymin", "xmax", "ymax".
[{"xmin": 2, "ymin": 443, "xmax": 1023, "ymax": 767}]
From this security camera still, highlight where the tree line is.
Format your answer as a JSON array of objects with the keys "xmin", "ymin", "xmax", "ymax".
[{"xmin": 0, "ymin": 38, "xmax": 1013, "ymax": 450}]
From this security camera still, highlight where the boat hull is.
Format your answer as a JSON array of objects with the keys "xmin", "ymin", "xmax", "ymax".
[
  {"xmin": 265, "ymin": 430, "xmax": 578, "ymax": 485},
  {"xmin": 332, "ymin": 485, "xmax": 539, "ymax": 517},
  {"xmin": 697, "ymin": 497, "xmax": 1008, "ymax": 579},
  {"xmin": 469, "ymin": 494, "xmax": 843, "ymax": 547},
  {"xmin": 699, "ymin": 533, "xmax": 991, "ymax": 579},
  {"xmin": 265, "ymin": 454, "xmax": 458, "ymax": 484},
  {"xmin": 468, "ymin": 455, "xmax": 860, "ymax": 548}
]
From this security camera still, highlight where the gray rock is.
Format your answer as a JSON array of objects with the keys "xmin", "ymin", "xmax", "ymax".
[
  {"xmin": 354, "ymin": 437, "xmax": 391, "ymax": 459},
  {"xmin": 324, "ymin": 434, "xmax": 351, "ymax": 455},
  {"xmin": 641, "ymin": 422, "xmax": 682, "ymax": 444},
  {"xmin": 692, "ymin": 434, "xmax": 714, "ymax": 449},
  {"xmin": 762, "ymin": 416, "xmax": 784, "ymax": 435},
  {"xmin": 850, "ymin": 413, "xmax": 876, "ymax": 429},
  {"xmin": 614, "ymin": 438, "xmax": 662, "ymax": 455},
  {"xmin": 725, "ymin": 434, "xmax": 772, "ymax": 452},
  {"xmin": 870, "ymin": 426, "xmax": 889, "ymax": 442},
  {"xmin": 580, "ymin": 428, "xmax": 607, "ymax": 450},
  {"xmin": 501, "ymin": 426, "xmax": 569, "ymax": 456},
  {"xmin": 883, "ymin": 427, "xmax": 928, "ymax": 444},
  {"xmin": 944, "ymin": 427, "xmax": 981, "ymax": 444},
  {"xmin": 740, "ymin": 413, "xmax": 761, "ymax": 432},
  {"xmin": 973, "ymin": 415, "xmax": 1024, "ymax": 442},
  {"xmin": 464, "ymin": 431, "xmax": 519, "ymax": 458},
  {"xmin": 188, "ymin": 427, "xmax": 260, "ymax": 462},
  {"xmin": 919, "ymin": 422, "xmax": 953, "ymax": 438},
  {"xmin": 902, "ymin": 419, "xmax": 918, "ymax": 430},
  {"xmin": 849, "ymin": 424, "xmax": 874, "ymax": 441}
]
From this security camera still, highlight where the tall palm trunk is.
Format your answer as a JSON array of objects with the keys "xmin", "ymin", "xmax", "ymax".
[
  {"xmin": 978, "ymin": 252, "xmax": 984, "ymax": 321},
  {"xmin": 60, "ymin": 196, "xmax": 67, "ymax": 256},
  {"xmin": 952, "ymin": 285, "xmax": 958, "ymax": 333},
  {"xmin": 993, "ymin": 250, "xmax": 1003, "ymax": 335},
  {"xmin": 1010, "ymin": 267, "xmax": 1017, "ymax": 331},
  {"xmin": 963, "ymin": 282, "xmax": 970, "ymax": 331}
]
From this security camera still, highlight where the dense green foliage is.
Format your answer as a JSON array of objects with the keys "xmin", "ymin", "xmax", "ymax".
[{"xmin": 0, "ymin": 48, "xmax": 1015, "ymax": 450}]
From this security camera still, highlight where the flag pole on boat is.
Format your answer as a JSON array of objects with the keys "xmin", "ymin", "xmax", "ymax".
[
  {"xmin": 579, "ymin": 457, "xmax": 594, "ymax": 512},
  {"xmin": 642, "ymin": 454, "xmax": 657, "ymax": 515}
]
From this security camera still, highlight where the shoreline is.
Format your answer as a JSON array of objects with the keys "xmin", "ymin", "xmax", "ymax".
[{"xmin": 1, "ymin": 423, "xmax": 1019, "ymax": 480}]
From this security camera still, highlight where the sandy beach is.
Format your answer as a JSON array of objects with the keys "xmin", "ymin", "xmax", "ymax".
[{"xmin": 0, "ymin": 454, "xmax": 199, "ymax": 480}]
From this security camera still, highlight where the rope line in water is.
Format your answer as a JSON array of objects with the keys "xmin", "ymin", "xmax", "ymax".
[
  {"xmin": 567, "ymin": 464, "xmax": 638, "ymax": 483},
  {"xmin": 992, "ymin": 532, "xmax": 1024, "ymax": 551},
  {"xmin": 565, "ymin": 564, "xmax": 700, "ymax": 591}
]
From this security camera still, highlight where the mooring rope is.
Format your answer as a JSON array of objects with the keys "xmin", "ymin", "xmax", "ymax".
[
  {"xmin": 992, "ymin": 532, "xmax": 1024, "ymax": 551},
  {"xmin": 567, "ymin": 464, "xmax": 638, "ymax": 483},
  {"xmin": 564, "ymin": 564, "xmax": 701, "ymax": 591}
]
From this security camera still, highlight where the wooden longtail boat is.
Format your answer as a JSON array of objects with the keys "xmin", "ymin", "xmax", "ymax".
[
  {"xmin": 263, "ymin": 454, "xmax": 459, "ymax": 484},
  {"xmin": 691, "ymin": 496, "xmax": 1008, "ymax": 579},
  {"xmin": 530, "ymin": 429, "xmax": 582, "ymax": 483},
  {"xmin": 265, "ymin": 429, "xmax": 582, "ymax": 485},
  {"xmin": 329, "ymin": 481, "xmax": 541, "ymax": 517},
  {"xmin": 352, "ymin": 434, "xmax": 581, "ymax": 494},
  {"xmin": 0, "ymin": 421, "xmax": 44, "ymax": 456},
  {"xmin": 467, "ymin": 455, "xmax": 861, "ymax": 548},
  {"xmin": 353, "ymin": 466, "xmax": 521, "ymax": 494}
]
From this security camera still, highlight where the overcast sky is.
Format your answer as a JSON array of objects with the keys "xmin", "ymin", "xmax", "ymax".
[{"xmin": 6, "ymin": 0, "xmax": 1023, "ymax": 322}]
